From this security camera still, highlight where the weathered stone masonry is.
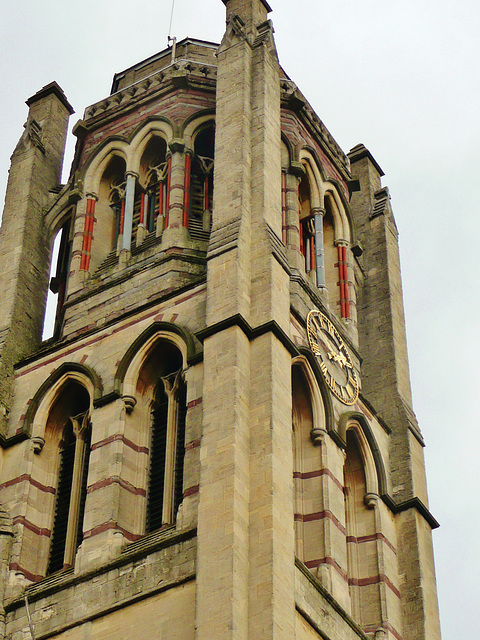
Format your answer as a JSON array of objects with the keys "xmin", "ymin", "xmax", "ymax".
[{"xmin": 0, "ymin": 1, "xmax": 441, "ymax": 640}]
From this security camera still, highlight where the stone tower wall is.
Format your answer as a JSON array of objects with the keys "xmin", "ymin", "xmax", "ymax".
[{"xmin": 0, "ymin": 2, "xmax": 441, "ymax": 640}]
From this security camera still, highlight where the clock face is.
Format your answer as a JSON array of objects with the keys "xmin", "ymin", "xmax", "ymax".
[{"xmin": 306, "ymin": 310, "xmax": 359, "ymax": 405}]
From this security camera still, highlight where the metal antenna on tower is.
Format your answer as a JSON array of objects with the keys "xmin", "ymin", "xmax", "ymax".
[{"xmin": 168, "ymin": 0, "xmax": 177, "ymax": 63}]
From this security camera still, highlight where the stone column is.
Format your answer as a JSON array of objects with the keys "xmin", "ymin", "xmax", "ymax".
[
  {"xmin": 161, "ymin": 141, "xmax": 190, "ymax": 249},
  {"xmin": 121, "ymin": 171, "xmax": 138, "ymax": 253},
  {"xmin": 313, "ymin": 207, "xmax": 325, "ymax": 288}
]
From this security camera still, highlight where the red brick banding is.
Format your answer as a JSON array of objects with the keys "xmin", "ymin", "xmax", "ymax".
[
  {"xmin": 0, "ymin": 474, "xmax": 56, "ymax": 495},
  {"xmin": 348, "ymin": 573, "xmax": 401, "ymax": 599},
  {"xmin": 183, "ymin": 485, "xmax": 199, "ymax": 498},
  {"xmin": 91, "ymin": 433, "xmax": 149, "ymax": 455},
  {"xmin": 16, "ymin": 286, "xmax": 205, "ymax": 378},
  {"xmin": 293, "ymin": 468, "xmax": 343, "ymax": 491},
  {"xmin": 305, "ymin": 556, "xmax": 348, "ymax": 581},
  {"xmin": 83, "ymin": 520, "xmax": 140, "ymax": 542},
  {"xmin": 185, "ymin": 438, "xmax": 201, "ymax": 450},
  {"xmin": 87, "ymin": 476, "xmax": 146, "ymax": 497},
  {"xmin": 187, "ymin": 397, "xmax": 202, "ymax": 409},
  {"xmin": 12, "ymin": 516, "xmax": 51, "ymax": 538},
  {"xmin": 294, "ymin": 509, "xmax": 346, "ymax": 535},
  {"xmin": 9, "ymin": 562, "xmax": 44, "ymax": 583},
  {"xmin": 346, "ymin": 532, "xmax": 397, "ymax": 554}
]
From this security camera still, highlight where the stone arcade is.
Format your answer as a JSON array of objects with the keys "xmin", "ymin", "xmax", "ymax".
[{"xmin": 0, "ymin": 1, "xmax": 441, "ymax": 639}]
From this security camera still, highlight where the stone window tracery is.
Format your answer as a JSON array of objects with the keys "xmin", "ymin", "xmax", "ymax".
[
  {"xmin": 146, "ymin": 367, "xmax": 186, "ymax": 532},
  {"xmin": 133, "ymin": 136, "xmax": 169, "ymax": 246},
  {"xmin": 129, "ymin": 338, "xmax": 188, "ymax": 534}
]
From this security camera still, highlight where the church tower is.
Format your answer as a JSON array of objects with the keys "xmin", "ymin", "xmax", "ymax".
[{"xmin": 0, "ymin": 1, "xmax": 441, "ymax": 639}]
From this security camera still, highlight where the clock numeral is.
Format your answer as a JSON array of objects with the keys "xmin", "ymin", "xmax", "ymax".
[
  {"xmin": 330, "ymin": 373, "xmax": 336, "ymax": 390},
  {"xmin": 312, "ymin": 315, "xmax": 323, "ymax": 335}
]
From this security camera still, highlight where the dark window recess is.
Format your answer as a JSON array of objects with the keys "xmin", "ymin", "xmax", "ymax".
[
  {"xmin": 146, "ymin": 371, "xmax": 187, "ymax": 534},
  {"xmin": 147, "ymin": 183, "xmax": 160, "ymax": 233},
  {"xmin": 189, "ymin": 126, "xmax": 214, "ymax": 241},
  {"xmin": 47, "ymin": 423, "xmax": 76, "ymax": 574},
  {"xmin": 49, "ymin": 219, "xmax": 72, "ymax": 335},
  {"xmin": 147, "ymin": 388, "xmax": 169, "ymax": 533},
  {"xmin": 112, "ymin": 197, "xmax": 124, "ymax": 249},
  {"xmin": 174, "ymin": 382, "xmax": 187, "ymax": 516},
  {"xmin": 76, "ymin": 428, "xmax": 91, "ymax": 547}
]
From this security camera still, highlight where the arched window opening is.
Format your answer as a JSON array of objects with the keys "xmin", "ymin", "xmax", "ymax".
[
  {"xmin": 298, "ymin": 172, "xmax": 315, "ymax": 274},
  {"xmin": 47, "ymin": 381, "xmax": 91, "ymax": 574},
  {"xmin": 189, "ymin": 125, "xmax": 215, "ymax": 241},
  {"xmin": 110, "ymin": 184, "xmax": 125, "ymax": 250},
  {"xmin": 344, "ymin": 429, "xmax": 381, "ymax": 630},
  {"xmin": 95, "ymin": 155, "xmax": 127, "ymax": 261},
  {"xmin": 43, "ymin": 218, "xmax": 72, "ymax": 340},
  {"xmin": 134, "ymin": 137, "xmax": 168, "ymax": 247},
  {"xmin": 292, "ymin": 365, "xmax": 325, "ymax": 572},
  {"xmin": 280, "ymin": 141, "xmax": 290, "ymax": 245},
  {"xmin": 140, "ymin": 342, "xmax": 187, "ymax": 533},
  {"xmin": 323, "ymin": 196, "xmax": 338, "ymax": 304}
]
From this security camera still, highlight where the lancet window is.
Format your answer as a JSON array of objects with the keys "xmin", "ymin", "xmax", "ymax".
[
  {"xmin": 96, "ymin": 155, "xmax": 127, "ymax": 254},
  {"xmin": 46, "ymin": 217, "xmax": 73, "ymax": 338},
  {"xmin": 188, "ymin": 125, "xmax": 214, "ymax": 240},
  {"xmin": 132, "ymin": 339, "xmax": 187, "ymax": 534},
  {"xmin": 292, "ymin": 363, "xmax": 327, "ymax": 573},
  {"xmin": 344, "ymin": 428, "xmax": 382, "ymax": 631},
  {"xmin": 298, "ymin": 171, "xmax": 317, "ymax": 275},
  {"xmin": 47, "ymin": 381, "xmax": 91, "ymax": 574},
  {"xmin": 147, "ymin": 369, "xmax": 186, "ymax": 532},
  {"xmin": 133, "ymin": 136, "xmax": 169, "ymax": 247}
]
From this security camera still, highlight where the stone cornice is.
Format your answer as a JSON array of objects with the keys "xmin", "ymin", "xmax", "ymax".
[{"xmin": 83, "ymin": 60, "xmax": 217, "ymax": 125}]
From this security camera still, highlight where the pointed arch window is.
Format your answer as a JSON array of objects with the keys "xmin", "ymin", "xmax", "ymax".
[
  {"xmin": 45, "ymin": 217, "xmax": 73, "ymax": 339},
  {"xmin": 110, "ymin": 181, "xmax": 126, "ymax": 250},
  {"xmin": 47, "ymin": 383, "xmax": 91, "ymax": 574},
  {"xmin": 298, "ymin": 172, "xmax": 316, "ymax": 274},
  {"xmin": 146, "ymin": 368, "xmax": 187, "ymax": 533},
  {"xmin": 292, "ymin": 364, "xmax": 328, "ymax": 575},
  {"xmin": 188, "ymin": 125, "xmax": 215, "ymax": 241},
  {"xmin": 134, "ymin": 136, "xmax": 169, "ymax": 247},
  {"xmin": 344, "ymin": 428, "xmax": 381, "ymax": 631}
]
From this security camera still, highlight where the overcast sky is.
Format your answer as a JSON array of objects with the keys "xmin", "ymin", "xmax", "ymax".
[{"xmin": 1, "ymin": 1, "xmax": 478, "ymax": 636}]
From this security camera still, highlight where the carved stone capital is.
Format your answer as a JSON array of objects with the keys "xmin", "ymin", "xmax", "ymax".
[
  {"xmin": 169, "ymin": 139, "xmax": 185, "ymax": 154},
  {"xmin": 310, "ymin": 427, "xmax": 327, "ymax": 446},
  {"xmin": 364, "ymin": 492, "xmax": 379, "ymax": 509},
  {"xmin": 289, "ymin": 160, "xmax": 306, "ymax": 177},
  {"xmin": 32, "ymin": 436, "xmax": 45, "ymax": 454},
  {"xmin": 122, "ymin": 395, "xmax": 137, "ymax": 414},
  {"xmin": 70, "ymin": 410, "xmax": 90, "ymax": 439}
]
